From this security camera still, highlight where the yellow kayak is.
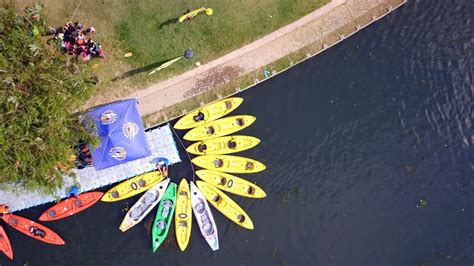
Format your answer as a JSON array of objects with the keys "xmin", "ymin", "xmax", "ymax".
[
  {"xmin": 178, "ymin": 7, "xmax": 213, "ymax": 23},
  {"xmin": 174, "ymin": 97, "xmax": 243, "ymax": 130},
  {"xmin": 191, "ymin": 155, "xmax": 266, "ymax": 174},
  {"xmin": 196, "ymin": 181, "xmax": 254, "ymax": 230},
  {"xmin": 183, "ymin": 115, "xmax": 256, "ymax": 141},
  {"xmin": 175, "ymin": 179, "xmax": 192, "ymax": 251},
  {"xmin": 102, "ymin": 171, "xmax": 165, "ymax": 202},
  {"xmin": 186, "ymin": 135, "xmax": 260, "ymax": 155},
  {"xmin": 196, "ymin": 170, "xmax": 266, "ymax": 198}
]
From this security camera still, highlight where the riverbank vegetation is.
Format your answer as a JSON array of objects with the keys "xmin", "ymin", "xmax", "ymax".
[{"xmin": 0, "ymin": 5, "xmax": 96, "ymax": 192}]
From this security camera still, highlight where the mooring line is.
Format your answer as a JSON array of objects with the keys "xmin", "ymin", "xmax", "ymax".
[{"xmin": 169, "ymin": 122, "xmax": 196, "ymax": 182}]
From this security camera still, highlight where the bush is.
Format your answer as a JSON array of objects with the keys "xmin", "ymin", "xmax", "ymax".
[{"xmin": 0, "ymin": 5, "xmax": 97, "ymax": 192}]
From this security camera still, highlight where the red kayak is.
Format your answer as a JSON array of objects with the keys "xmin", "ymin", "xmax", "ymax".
[
  {"xmin": 0, "ymin": 225, "xmax": 13, "ymax": 260},
  {"xmin": 39, "ymin": 191, "xmax": 103, "ymax": 221},
  {"xmin": 1, "ymin": 214, "xmax": 65, "ymax": 245}
]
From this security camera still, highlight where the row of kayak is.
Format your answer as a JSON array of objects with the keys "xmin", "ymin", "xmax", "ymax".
[
  {"xmin": 174, "ymin": 97, "xmax": 267, "ymax": 174},
  {"xmin": 0, "ymin": 213, "xmax": 65, "ymax": 260},
  {"xmin": 117, "ymin": 176, "xmax": 256, "ymax": 252},
  {"xmin": 0, "ymin": 97, "xmax": 263, "ymax": 260},
  {"xmin": 0, "ymin": 191, "xmax": 106, "ymax": 259},
  {"xmin": 183, "ymin": 115, "xmax": 256, "ymax": 141},
  {"xmin": 173, "ymin": 96, "xmax": 267, "ymax": 251},
  {"xmin": 0, "ymin": 168, "xmax": 169, "ymax": 260}
]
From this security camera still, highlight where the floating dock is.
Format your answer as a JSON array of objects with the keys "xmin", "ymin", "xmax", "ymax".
[{"xmin": 0, "ymin": 124, "xmax": 181, "ymax": 212}]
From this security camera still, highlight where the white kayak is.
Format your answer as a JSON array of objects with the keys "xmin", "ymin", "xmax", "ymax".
[
  {"xmin": 190, "ymin": 181, "xmax": 219, "ymax": 251},
  {"xmin": 119, "ymin": 179, "xmax": 170, "ymax": 232}
]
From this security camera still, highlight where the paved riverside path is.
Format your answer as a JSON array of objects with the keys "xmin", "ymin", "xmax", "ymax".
[{"xmin": 121, "ymin": 0, "xmax": 393, "ymax": 116}]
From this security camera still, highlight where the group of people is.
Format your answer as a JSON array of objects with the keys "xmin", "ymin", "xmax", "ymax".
[
  {"xmin": 74, "ymin": 141, "xmax": 92, "ymax": 169},
  {"xmin": 59, "ymin": 21, "xmax": 104, "ymax": 61}
]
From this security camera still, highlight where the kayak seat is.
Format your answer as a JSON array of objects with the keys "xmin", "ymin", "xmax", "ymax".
[
  {"xmin": 193, "ymin": 111, "xmax": 205, "ymax": 122},
  {"xmin": 214, "ymin": 159, "xmax": 223, "ymax": 168},
  {"xmin": 35, "ymin": 229, "xmax": 46, "ymax": 238},
  {"xmin": 156, "ymin": 221, "xmax": 166, "ymax": 230},
  {"xmin": 206, "ymin": 127, "xmax": 215, "ymax": 135},
  {"xmin": 130, "ymin": 207, "xmax": 143, "ymax": 220},
  {"xmin": 227, "ymin": 140, "xmax": 237, "ymax": 149},
  {"xmin": 144, "ymin": 193, "xmax": 158, "ymax": 204},
  {"xmin": 246, "ymin": 162, "xmax": 254, "ymax": 170},
  {"xmin": 179, "ymin": 221, "xmax": 188, "ymax": 227},
  {"xmin": 198, "ymin": 144, "xmax": 207, "ymax": 152},
  {"xmin": 247, "ymin": 186, "xmax": 255, "ymax": 195},
  {"xmin": 202, "ymin": 219, "xmax": 214, "ymax": 235},
  {"xmin": 74, "ymin": 199, "xmax": 82, "ymax": 207},
  {"xmin": 138, "ymin": 179, "xmax": 146, "ymax": 187},
  {"xmin": 179, "ymin": 191, "xmax": 188, "ymax": 196},
  {"xmin": 236, "ymin": 118, "xmax": 244, "ymax": 126},
  {"xmin": 195, "ymin": 201, "xmax": 206, "ymax": 214},
  {"xmin": 162, "ymin": 200, "xmax": 173, "ymax": 217},
  {"xmin": 213, "ymin": 195, "xmax": 221, "ymax": 202},
  {"xmin": 237, "ymin": 214, "xmax": 246, "ymax": 223},
  {"xmin": 220, "ymin": 177, "xmax": 227, "ymax": 185},
  {"xmin": 225, "ymin": 101, "xmax": 232, "ymax": 109},
  {"xmin": 49, "ymin": 210, "xmax": 56, "ymax": 217},
  {"xmin": 111, "ymin": 191, "xmax": 119, "ymax": 198}
]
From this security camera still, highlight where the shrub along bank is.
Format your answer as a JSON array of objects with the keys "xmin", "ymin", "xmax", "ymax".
[{"xmin": 0, "ymin": 5, "xmax": 96, "ymax": 192}]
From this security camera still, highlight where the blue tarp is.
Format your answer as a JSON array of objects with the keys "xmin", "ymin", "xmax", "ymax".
[{"xmin": 86, "ymin": 99, "xmax": 151, "ymax": 170}]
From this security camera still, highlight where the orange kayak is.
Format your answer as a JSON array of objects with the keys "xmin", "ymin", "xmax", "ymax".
[
  {"xmin": 0, "ymin": 225, "xmax": 13, "ymax": 260},
  {"xmin": 1, "ymin": 214, "xmax": 65, "ymax": 245},
  {"xmin": 39, "ymin": 191, "xmax": 103, "ymax": 221}
]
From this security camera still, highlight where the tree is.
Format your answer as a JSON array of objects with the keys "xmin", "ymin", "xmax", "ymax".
[{"xmin": 0, "ymin": 5, "xmax": 97, "ymax": 192}]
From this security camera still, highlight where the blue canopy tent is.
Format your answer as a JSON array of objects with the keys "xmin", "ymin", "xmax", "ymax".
[{"xmin": 86, "ymin": 99, "xmax": 151, "ymax": 170}]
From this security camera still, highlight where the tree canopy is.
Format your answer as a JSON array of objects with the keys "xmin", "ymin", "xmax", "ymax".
[{"xmin": 0, "ymin": 5, "xmax": 96, "ymax": 192}]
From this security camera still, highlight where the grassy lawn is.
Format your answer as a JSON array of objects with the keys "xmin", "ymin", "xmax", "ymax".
[{"xmin": 7, "ymin": 0, "xmax": 329, "ymax": 104}]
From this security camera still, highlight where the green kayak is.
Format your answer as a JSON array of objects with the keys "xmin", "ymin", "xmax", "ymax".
[{"xmin": 151, "ymin": 182, "xmax": 177, "ymax": 252}]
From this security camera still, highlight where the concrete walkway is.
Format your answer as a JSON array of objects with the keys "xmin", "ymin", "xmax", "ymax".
[{"xmin": 124, "ymin": 0, "xmax": 396, "ymax": 116}]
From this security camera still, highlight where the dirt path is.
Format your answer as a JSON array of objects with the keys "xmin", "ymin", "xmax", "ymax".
[{"xmin": 117, "ymin": 0, "xmax": 395, "ymax": 116}]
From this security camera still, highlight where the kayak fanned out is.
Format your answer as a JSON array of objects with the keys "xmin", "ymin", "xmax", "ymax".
[
  {"xmin": 174, "ymin": 97, "xmax": 243, "ymax": 130},
  {"xmin": 175, "ymin": 179, "xmax": 192, "ymax": 251},
  {"xmin": 119, "ymin": 179, "xmax": 170, "ymax": 232},
  {"xmin": 186, "ymin": 135, "xmax": 260, "ymax": 155},
  {"xmin": 152, "ymin": 182, "xmax": 177, "ymax": 252},
  {"xmin": 192, "ymin": 155, "xmax": 266, "ymax": 174},
  {"xmin": 0, "ymin": 225, "xmax": 13, "ymax": 260},
  {"xmin": 1, "ymin": 214, "xmax": 65, "ymax": 245},
  {"xmin": 183, "ymin": 115, "xmax": 256, "ymax": 141},
  {"xmin": 190, "ymin": 182, "xmax": 219, "ymax": 251},
  {"xmin": 39, "ymin": 191, "xmax": 103, "ymax": 221},
  {"xmin": 102, "ymin": 171, "xmax": 165, "ymax": 202},
  {"xmin": 196, "ymin": 170, "xmax": 266, "ymax": 198},
  {"xmin": 196, "ymin": 181, "xmax": 254, "ymax": 230}
]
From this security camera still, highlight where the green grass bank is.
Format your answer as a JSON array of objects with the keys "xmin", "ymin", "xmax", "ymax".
[{"xmin": 16, "ymin": 0, "xmax": 328, "ymax": 101}]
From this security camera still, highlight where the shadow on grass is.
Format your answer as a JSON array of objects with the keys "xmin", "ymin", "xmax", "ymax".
[
  {"xmin": 111, "ymin": 58, "xmax": 174, "ymax": 81},
  {"xmin": 158, "ymin": 18, "xmax": 179, "ymax": 29}
]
